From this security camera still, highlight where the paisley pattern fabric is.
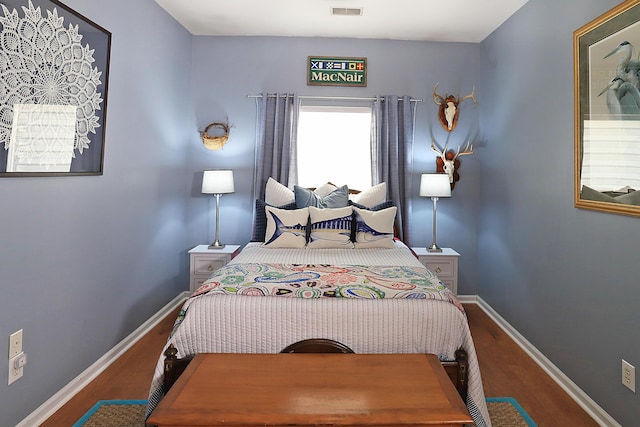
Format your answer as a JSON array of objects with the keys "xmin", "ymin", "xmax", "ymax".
[{"xmin": 192, "ymin": 263, "xmax": 462, "ymax": 309}]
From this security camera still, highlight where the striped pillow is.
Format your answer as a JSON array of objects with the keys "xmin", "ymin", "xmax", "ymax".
[{"xmin": 265, "ymin": 177, "xmax": 294, "ymax": 206}]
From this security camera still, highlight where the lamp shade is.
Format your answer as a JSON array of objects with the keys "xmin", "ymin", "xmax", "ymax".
[
  {"xmin": 202, "ymin": 170, "xmax": 235, "ymax": 194},
  {"xmin": 419, "ymin": 173, "xmax": 451, "ymax": 198}
]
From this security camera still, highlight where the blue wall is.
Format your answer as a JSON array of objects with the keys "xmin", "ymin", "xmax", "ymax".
[
  {"xmin": 479, "ymin": 0, "xmax": 640, "ymax": 424},
  {"xmin": 0, "ymin": 1, "xmax": 192, "ymax": 426}
]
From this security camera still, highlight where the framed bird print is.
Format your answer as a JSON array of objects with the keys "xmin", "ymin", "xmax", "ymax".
[
  {"xmin": 0, "ymin": 0, "xmax": 111, "ymax": 177},
  {"xmin": 574, "ymin": 0, "xmax": 640, "ymax": 217}
]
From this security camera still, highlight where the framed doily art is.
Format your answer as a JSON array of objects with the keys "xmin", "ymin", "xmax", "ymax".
[{"xmin": 0, "ymin": 0, "xmax": 111, "ymax": 176}]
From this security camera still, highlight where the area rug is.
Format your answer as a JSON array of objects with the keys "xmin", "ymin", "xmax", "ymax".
[
  {"xmin": 486, "ymin": 397, "xmax": 538, "ymax": 427},
  {"xmin": 72, "ymin": 400, "xmax": 147, "ymax": 427},
  {"xmin": 75, "ymin": 398, "xmax": 536, "ymax": 426}
]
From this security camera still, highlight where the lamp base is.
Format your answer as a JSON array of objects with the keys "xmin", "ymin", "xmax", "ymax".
[
  {"xmin": 208, "ymin": 241, "xmax": 225, "ymax": 250},
  {"xmin": 427, "ymin": 243, "xmax": 443, "ymax": 253}
]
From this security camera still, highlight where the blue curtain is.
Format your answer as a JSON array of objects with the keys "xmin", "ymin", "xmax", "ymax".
[
  {"xmin": 253, "ymin": 93, "xmax": 299, "ymax": 201},
  {"xmin": 371, "ymin": 95, "xmax": 416, "ymax": 243}
]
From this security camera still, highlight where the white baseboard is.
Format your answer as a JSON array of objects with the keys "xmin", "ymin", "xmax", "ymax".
[
  {"xmin": 16, "ymin": 291, "xmax": 189, "ymax": 427},
  {"xmin": 459, "ymin": 295, "xmax": 620, "ymax": 427}
]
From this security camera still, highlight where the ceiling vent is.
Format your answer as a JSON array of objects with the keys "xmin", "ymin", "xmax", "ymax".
[{"xmin": 331, "ymin": 7, "xmax": 363, "ymax": 16}]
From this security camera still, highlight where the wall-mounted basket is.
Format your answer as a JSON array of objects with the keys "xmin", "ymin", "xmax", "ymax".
[{"xmin": 201, "ymin": 122, "xmax": 230, "ymax": 150}]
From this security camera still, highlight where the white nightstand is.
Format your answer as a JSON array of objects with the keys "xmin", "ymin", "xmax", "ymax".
[
  {"xmin": 411, "ymin": 247, "xmax": 460, "ymax": 295},
  {"xmin": 188, "ymin": 245, "xmax": 241, "ymax": 293}
]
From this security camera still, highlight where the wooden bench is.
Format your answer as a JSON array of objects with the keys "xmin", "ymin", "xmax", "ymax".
[{"xmin": 147, "ymin": 352, "xmax": 472, "ymax": 427}]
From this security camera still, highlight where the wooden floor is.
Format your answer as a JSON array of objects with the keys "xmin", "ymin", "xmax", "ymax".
[{"xmin": 40, "ymin": 303, "xmax": 599, "ymax": 427}]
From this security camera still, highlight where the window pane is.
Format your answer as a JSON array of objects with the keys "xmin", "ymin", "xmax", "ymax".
[{"xmin": 297, "ymin": 105, "xmax": 372, "ymax": 190}]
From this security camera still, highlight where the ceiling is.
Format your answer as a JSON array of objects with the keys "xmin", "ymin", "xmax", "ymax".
[{"xmin": 154, "ymin": 0, "xmax": 529, "ymax": 43}]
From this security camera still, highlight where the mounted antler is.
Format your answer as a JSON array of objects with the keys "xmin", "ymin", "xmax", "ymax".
[
  {"xmin": 458, "ymin": 86, "xmax": 477, "ymax": 107},
  {"xmin": 433, "ymin": 83, "xmax": 447, "ymax": 106},
  {"xmin": 433, "ymin": 83, "xmax": 478, "ymax": 132},
  {"xmin": 453, "ymin": 140, "xmax": 474, "ymax": 159},
  {"xmin": 431, "ymin": 138, "xmax": 474, "ymax": 190}
]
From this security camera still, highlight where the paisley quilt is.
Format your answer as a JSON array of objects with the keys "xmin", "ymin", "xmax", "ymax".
[
  {"xmin": 165, "ymin": 263, "xmax": 465, "ymax": 338},
  {"xmin": 194, "ymin": 263, "xmax": 462, "ymax": 304}
]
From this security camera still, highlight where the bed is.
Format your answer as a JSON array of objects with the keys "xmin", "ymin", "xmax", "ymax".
[
  {"xmin": 146, "ymin": 240, "xmax": 492, "ymax": 427},
  {"xmin": 146, "ymin": 179, "xmax": 491, "ymax": 426}
]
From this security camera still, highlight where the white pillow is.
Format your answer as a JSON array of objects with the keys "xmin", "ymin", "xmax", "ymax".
[
  {"xmin": 307, "ymin": 206, "xmax": 354, "ymax": 249},
  {"xmin": 313, "ymin": 182, "xmax": 338, "ymax": 198},
  {"xmin": 349, "ymin": 182, "xmax": 387, "ymax": 208},
  {"xmin": 264, "ymin": 206, "xmax": 309, "ymax": 248},
  {"xmin": 265, "ymin": 177, "xmax": 295, "ymax": 206},
  {"xmin": 352, "ymin": 206, "xmax": 396, "ymax": 249}
]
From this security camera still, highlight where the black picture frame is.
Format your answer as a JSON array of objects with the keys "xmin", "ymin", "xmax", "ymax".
[
  {"xmin": 574, "ymin": 0, "xmax": 640, "ymax": 216},
  {"xmin": 307, "ymin": 56, "xmax": 367, "ymax": 87},
  {"xmin": 0, "ymin": 0, "xmax": 111, "ymax": 177}
]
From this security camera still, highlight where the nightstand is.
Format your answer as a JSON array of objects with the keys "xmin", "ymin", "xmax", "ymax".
[
  {"xmin": 411, "ymin": 247, "xmax": 460, "ymax": 295},
  {"xmin": 188, "ymin": 245, "xmax": 241, "ymax": 293}
]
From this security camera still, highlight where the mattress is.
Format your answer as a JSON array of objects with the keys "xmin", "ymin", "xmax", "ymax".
[
  {"xmin": 147, "ymin": 241, "xmax": 491, "ymax": 427},
  {"xmin": 230, "ymin": 241, "xmax": 427, "ymax": 266}
]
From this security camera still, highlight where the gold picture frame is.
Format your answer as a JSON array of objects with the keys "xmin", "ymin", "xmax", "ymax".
[{"xmin": 574, "ymin": 0, "xmax": 640, "ymax": 216}]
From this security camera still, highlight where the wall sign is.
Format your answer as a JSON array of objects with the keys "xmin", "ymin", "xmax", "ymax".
[{"xmin": 307, "ymin": 56, "xmax": 367, "ymax": 87}]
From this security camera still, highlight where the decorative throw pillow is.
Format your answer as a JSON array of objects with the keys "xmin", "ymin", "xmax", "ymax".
[
  {"xmin": 251, "ymin": 199, "xmax": 297, "ymax": 242},
  {"xmin": 307, "ymin": 206, "xmax": 354, "ymax": 249},
  {"xmin": 264, "ymin": 206, "xmax": 309, "ymax": 248},
  {"xmin": 265, "ymin": 177, "xmax": 295, "ymax": 206},
  {"xmin": 295, "ymin": 185, "xmax": 349, "ymax": 208},
  {"xmin": 352, "ymin": 206, "xmax": 397, "ymax": 249},
  {"xmin": 313, "ymin": 182, "xmax": 338, "ymax": 198},
  {"xmin": 348, "ymin": 200, "xmax": 394, "ymax": 211},
  {"xmin": 348, "ymin": 200, "xmax": 394, "ymax": 241},
  {"xmin": 349, "ymin": 182, "xmax": 387, "ymax": 207}
]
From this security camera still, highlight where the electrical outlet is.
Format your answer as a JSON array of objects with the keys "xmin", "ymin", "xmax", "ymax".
[
  {"xmin": 8, "ymin": 352, "xmax": 25, "ymax": 385},
  {"xmin": 9, "ymin": 330, "xmax": 23, "ymax": 359},
  {"xmin": 622, "ymin": 359, "xmax": 636, "ymax": 393}
]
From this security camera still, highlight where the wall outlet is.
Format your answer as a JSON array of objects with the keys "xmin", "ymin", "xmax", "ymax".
[
  {"xmin": 8, "ymin": 352, "xmax": 25, "ymax": 385},
  {"xmin": 9, "ymin": 330, "xmax": 23, "ymax": 359},
  {"xmin": 622, "ymin": 359, "xmax": 636, "ymax": 393}
]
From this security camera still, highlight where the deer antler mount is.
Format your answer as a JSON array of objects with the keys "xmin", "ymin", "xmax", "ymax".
[
  {"xmin": 431, "ymin": 138, "xmax": 473, "ymax": 190},
  {"xmin": 433, "ymin": 83, "xmax": 477, "ymax": 132}
]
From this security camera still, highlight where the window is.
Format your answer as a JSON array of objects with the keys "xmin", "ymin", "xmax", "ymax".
[{"xmin": 296, "ymin": 104, "xmax": 372, "ymax": 190}]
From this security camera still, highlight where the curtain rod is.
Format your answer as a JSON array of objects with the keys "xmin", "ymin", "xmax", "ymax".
[{"xmin": 247, "ymin": 94, "xmax": 422, "ymax": 102}]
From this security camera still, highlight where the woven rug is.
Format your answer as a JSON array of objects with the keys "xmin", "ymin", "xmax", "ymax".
[
  {"xmin": 75, "ymin": 398, "xmax": 536, "ymax": 426},
  {"xmin": 72, "ymin": 400, "xmax": 147, "ymax": 427},
  {"xmin": 486, "ymin": 397, "xmax": 537, "ymax": 427}
]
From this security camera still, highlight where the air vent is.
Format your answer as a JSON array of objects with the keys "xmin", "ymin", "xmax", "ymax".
[{"xmin": 331, "ymin": 7, "xmax": 363, "ymax": 16}]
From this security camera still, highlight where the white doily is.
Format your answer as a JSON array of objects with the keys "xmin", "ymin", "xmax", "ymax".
[{"xmin": 0, "ymin": 0, "xmax": 104, "ymax": 159}]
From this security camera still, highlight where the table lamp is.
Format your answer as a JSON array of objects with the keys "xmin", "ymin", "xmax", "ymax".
[
  {"xmin": 419, "ymin": 173, "xmax": 451, "ymax": 252},
  {"xmin": 202, "ymin": 170, "xmax": 235, "ymax": 249}
]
